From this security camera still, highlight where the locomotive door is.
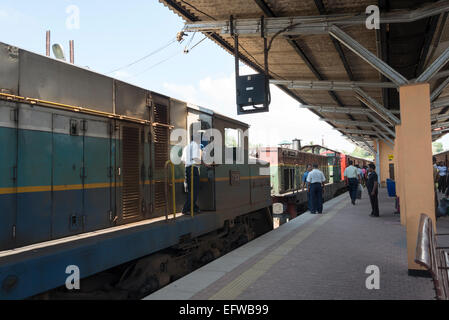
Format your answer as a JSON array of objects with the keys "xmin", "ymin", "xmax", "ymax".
[
  {"xmin": 81, "ymin": 118, "xmax": 113, "ymax": 232},
  {"xmin": 187, "ymin": 110, "xmax": 215, "ymax": 211},
  {"xmin": 118, "ymin": 123, "xmax": 144, "ymax": 223}
]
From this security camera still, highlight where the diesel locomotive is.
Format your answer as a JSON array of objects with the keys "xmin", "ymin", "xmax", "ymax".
[{"xmin": 0, "ymin": 42, "xmax": 272, "ymax": 299}]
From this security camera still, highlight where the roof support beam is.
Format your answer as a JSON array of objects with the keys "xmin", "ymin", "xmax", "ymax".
[
  {"xmin": 300, "ymin": 105, "xmax": 369, "ymax": 114},
  {"xmin": 270, "ymin": 79, "xmax": 397, "ymax": 90},
  {"xmin": 339, "ymin": 128, "xmax": 378, "ymax": 135},
  {"xmin": 345, "ymin": 135, "xmax": 376, "ymax": 155},
  {"xmin": 184, "ymin": 2, "xmax": 449, "ymax": 34},
  {"xmin": 354, "ymin": 88, "xmax": 401, "ymax": 125},
  {"xmin": 432, "ymin": 112, "xmax": 449, "ymax": 121},
  {"xmin": 431, "ymin": 77, "xmax": 449, "ymax": 101},
  {"xmin": 329, "ymin": 25, "xmax": 409, "ymax": 86},
  {"xmin": 252, "ymin": 0, "xmax": 349, "ymax": 118},
  {"xmin": 320, "ymin": 117, "xmax": 394, "ymax": 140},
  {"xmin": 432, "ymin": 120, "xmax": 449, "ymax": 129},
  {"xmin": 433, "ymin": 128, "xmax": 449, "ymax": 136},
  {"xmin": 320, "ymin": 118, "xmax": 376, "ymax": 127},
  {"xmin": 367, "ymin": 113, "xmax": 396, "ymax": 138},
  {"xmin": 372, "ymin": 126, "xmax": 395, "ymax": 148},
  {"xmin": 358, "ymin": 136, "xmax": 377, "ymax": 155},
  {"xmin": 432, "ymin": 96, "xmax": 449, "ymax": 109},
  {"xmin": 299, "ymin": 104, "xmax": 400, "ymax": 115},
  {"xmin": 415, "ymin": 45, "xmax": 449, "ymax": 83},
  {"xmin": 313, "ymin": 0, "xmax": 355, "ymax": 81}
]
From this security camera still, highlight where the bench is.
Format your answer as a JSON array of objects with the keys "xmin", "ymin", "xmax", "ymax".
[{"xmin": 415, "ymin": 213, "xmax": 449, "ymax": 300}]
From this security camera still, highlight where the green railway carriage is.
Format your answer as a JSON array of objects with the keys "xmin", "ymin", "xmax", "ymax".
[{"xmin": 259, "ymin": 147, "xmax": 329, "ymax": 196}]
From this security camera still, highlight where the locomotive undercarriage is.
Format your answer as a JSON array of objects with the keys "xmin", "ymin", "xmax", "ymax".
[{"xmin": 33, "ymin": 208, "xmax": 272, "ymax": 300}]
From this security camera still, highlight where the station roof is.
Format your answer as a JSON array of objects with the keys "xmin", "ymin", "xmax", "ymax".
[{"xmin": 160, "ymin": 0, "xmax": 449, "ymax": 152}]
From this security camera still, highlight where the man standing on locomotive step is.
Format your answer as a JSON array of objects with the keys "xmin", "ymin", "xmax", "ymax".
[
  {"xmin": 307, "ymin": 164, "xmax": 326, "ymax": 214},
  {"xmin": 344, "ymin": 160, "xmax": 360, "ymax": 205},
  {"xmin": 181, "ymin": 131, "xmax": 202, "ymax": 215}
]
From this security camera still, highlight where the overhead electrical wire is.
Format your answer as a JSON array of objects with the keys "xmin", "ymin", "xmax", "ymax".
[
  {"xmin": 126, "ymin": 35, "xmax": 208, "ymax": 80},
  {"xmin": 106, "ymin": 37, "xmax": 177, "ymax": 74}
]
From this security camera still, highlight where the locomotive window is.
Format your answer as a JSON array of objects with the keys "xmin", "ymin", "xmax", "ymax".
[{"xmin": 225, "ymin": 128, "xmax": 240, "ymax": 148}]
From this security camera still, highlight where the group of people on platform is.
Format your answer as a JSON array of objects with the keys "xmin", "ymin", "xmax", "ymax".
[{"xmin": 301, "ymin": 161, "xmax": 379, "ymax": 217}]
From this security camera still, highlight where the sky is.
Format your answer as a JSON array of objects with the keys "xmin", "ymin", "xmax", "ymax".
[{"xmin": 1, "ymin": 0, "xmax": 447, "ymax": 152}]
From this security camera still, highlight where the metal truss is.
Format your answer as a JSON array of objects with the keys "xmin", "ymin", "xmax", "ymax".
[
  {"xmin": 184, "ymin": 1, "xmax": 449, "ymax": 36},
  {"xmin": 181, "ymin": 0, "xmax": 449, "ymax": 143},
  {"xmin": 432, "ymin": 96, "xmax": 449, "ymax": 109},
  {"xmin": 299, "ymin": 104, "xmax": 400, "ymax": 115},
  {"xmin": 320, "ymin": 118, "xmax": 375, "ymax": 127},
  {"xmin": 432, "ymin": 120, "xmax": 449, "ymax": 129},
  {"xmin": 339, "ymin": 128, "xmax": 378, "ymax": 136},
  {"xmin": 431, "ymin": 77, "xmax": 449, "ymax": 101},
  {"xmin": 270, "ymin": 79, "xmax": 397, "ymax": 90}
]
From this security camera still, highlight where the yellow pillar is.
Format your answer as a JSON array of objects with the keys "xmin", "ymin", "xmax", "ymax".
[
  {"xmin": 378, "ymin": 140, "xmax": 394, "ymax": 187},
  {"xmin": 398, "ymin": 83, "xmax": 436, "ymax": 274}
]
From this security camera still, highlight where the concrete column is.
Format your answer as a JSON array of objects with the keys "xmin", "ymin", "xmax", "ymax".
[
  {"xmin": 378, "ymin": 140, "xmax": 394, "ymax": 187},
  {"xmin": 398, "ymin": 83, "xmax": 436, "ymax": 274}
]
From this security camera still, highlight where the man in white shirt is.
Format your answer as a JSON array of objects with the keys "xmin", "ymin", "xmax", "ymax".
[
  {"xmin": 181, "ymin": 135, "xmax": 202, "ymax": 215},
  {"xmin": 344, "ymin": 160, "xmax": 360, "ymax": 205},
  {"xmin": 306, "ymin": 164, "xmax": 326, "ymax": 214}
]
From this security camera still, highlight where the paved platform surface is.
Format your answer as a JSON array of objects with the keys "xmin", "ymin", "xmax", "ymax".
[{"xmin": 146, "ymin": 188, "xmax": 444, "ymax": 300}]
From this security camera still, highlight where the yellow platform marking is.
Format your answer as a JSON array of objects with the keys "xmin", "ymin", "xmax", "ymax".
[{"xmin": 209, "ymin": 199, "xmax": 348, "ymax": 300}]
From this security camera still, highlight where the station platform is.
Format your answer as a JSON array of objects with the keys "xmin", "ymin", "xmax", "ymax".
[{"xmin": 145, "ymin": 188, "xmax": 446, "ymax": 300}]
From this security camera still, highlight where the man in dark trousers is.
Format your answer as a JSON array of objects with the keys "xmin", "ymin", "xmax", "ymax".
[
  {"xmin": 344, "ymin": 160, "xmax": 360, "ymax": 205},
  {"xmin": 367, "ymin": 163, "xmax": 379, "ymax": 217},
  {"xmin": 306, "ymin": 164, "xmax": 326, "ymax": 214},
  {"xmin": 181, "ymin": 134, "xmax": 202, "ymax": 215}
]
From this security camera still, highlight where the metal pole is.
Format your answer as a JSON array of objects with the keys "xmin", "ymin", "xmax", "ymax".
[
  {"xmin": 46, "ymin": 31, "xmax": 51, "ymax": 57},
  {"xmin": 69, "ymin": 40, "xmax": 74, "ymax": 64},
  {"xmin": 171, "ymin": 163, "xmax": 176, "ymax": 220},
  {"xmin": 190, "ymin": 165, "xmax": 194, "ymax": 217},
  {"xmin": 376, "ymin": 140, "xmax": 381, "ymax": 184}
]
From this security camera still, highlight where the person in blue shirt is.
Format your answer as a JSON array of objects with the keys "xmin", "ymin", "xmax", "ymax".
[
  {"xmin": 302, "ymin": 165, "xmax": 312, "ymax": 212},
  {"xmin": 302, "ymin": 165, "xmax": 312, "ymax": 189}
]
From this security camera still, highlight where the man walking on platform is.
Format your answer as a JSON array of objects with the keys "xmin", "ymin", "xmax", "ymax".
[
  {"xmin": 307, "ymin": 164, "xmax": 326, "ymax": 214},
  {"xmin": 366, "ymin": 164, "xmax": 379, "ymax": 217},
  {"xmin": 344, "ymin": 160, "xmax": 360, "ymax": 205}
]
